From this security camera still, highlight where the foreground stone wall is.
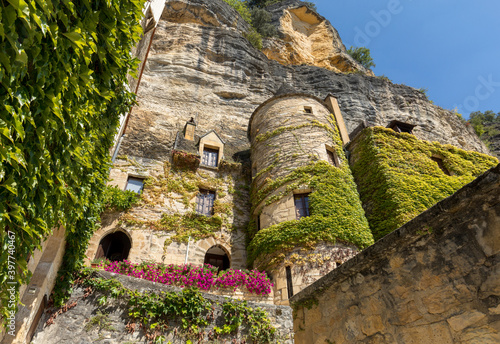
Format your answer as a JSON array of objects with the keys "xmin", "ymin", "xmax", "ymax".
[
  {"xmin": 291, "ymin": 164, "xmax": 500, "ymax": 344},
  {"xmin": 32, "ymin": 272, "xmax": 294, "ymax": 344}
]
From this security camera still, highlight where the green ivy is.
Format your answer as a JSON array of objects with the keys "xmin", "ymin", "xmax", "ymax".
[
  {"xmin": 350, "ymin": 127, "xmax": 499, "ymax": 240},
  {"xmin": 73, "ymin": 271, "xmax": 277, "ymax": 343},
  {"xmin": 0, "ymin": 0, "xmax": 144, "ymax": 316},
  {"xmin": 102, "ymin": 185, "xmax": 141, "ymax": 211},
  {"xmin": 247, "ymin": 161, "xmax": 374, "ymax": 266}
]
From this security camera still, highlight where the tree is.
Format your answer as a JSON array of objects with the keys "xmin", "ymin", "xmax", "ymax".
[
  {"xmin": 251, "ymin": 7, "xmax": 278, "ymax": 37},
  {"xmin": 347, "ymin": 46, "xmax": 376, "ymax": 70}
]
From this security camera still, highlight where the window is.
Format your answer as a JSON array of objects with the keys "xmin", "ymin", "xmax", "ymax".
[
  {"xmin": 257, "ymin": 215, "xmax": 261, "ymax": 232},
  {"xmin": 327, "ymin": 148, "xmax": 340, "ymax": 167},
  {"xmin": 387, "ymin": 120, "xmax": 415, "ymax": 134},
  {"xmin": 304, "ymin": 106, "xmax": 313, "ymax": 114},
  {"xmin": 286, "ymin": 266, "xmax": 294, "ymax": 298},
  {"xmin": 431, "ymin": 157, "xmax": 451, "ymax": 175},
  {"xmin": 294, "ymin": 193, "xmax": 310, "ymax": 219},
  {"xmin": 202, "ymin": 147, "xmax": 219, "ymax": 167},
  {"xmin": 196, "ymin": 189, "xmax": 216, "ymax": 216},
  {"xmin": 125, "ymin": 177, "xmax": 144, "ymax": 193}
]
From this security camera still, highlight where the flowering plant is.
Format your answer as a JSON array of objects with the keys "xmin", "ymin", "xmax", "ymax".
[{"xmin": 96, "ymin": 260, "xmax": 273, "ymax": 295}]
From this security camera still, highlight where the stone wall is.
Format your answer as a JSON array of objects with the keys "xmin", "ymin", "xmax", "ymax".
[
  {"xmin": 291, "ymin": 164, "xmax": 500, "ymax": 344},
  {"xmin": 87, "ymin": 153, "xmax": 250, "ymax": 270},
  {"xmin": 31, "ymin": 271, "xmax": 294, "ymax": 344}
]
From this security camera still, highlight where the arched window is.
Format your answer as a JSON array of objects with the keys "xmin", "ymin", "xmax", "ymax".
[
  {"xmin": 95, "ymin": 231, "xmax": 131, "ymax": 261},
  {"xmin": 204, "ymin": 245, "xmax": 230, "ymax": 271}
]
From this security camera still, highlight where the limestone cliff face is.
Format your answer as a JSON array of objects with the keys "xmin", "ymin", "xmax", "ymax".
[
  {"xmin": 119, "ymin": 0, "xmax": 489, "ymax": 160},
  {"xmin": 262, "ymin": 1, "xmax": 373, "ymax": 75}
]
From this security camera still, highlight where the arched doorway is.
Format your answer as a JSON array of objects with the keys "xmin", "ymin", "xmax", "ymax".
[
  {"xmin": 204, "ymin": 245, "xmax": 230, "ymax": 271},
  {"xmin": 95, "ymin": 231, "xmax": 131, "ymax": 261}
]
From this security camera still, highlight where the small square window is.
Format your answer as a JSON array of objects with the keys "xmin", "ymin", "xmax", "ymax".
[
  {"xmin": 387, "ymin": 120, "xmax": 415, "ymax": 134},
  {"xmin": 202, "ymin": 147, "xmax": 219, "ymax": 167},
  {"xmin": 196, "ymin": 189, "xmax": 216, "ymax": 216},
  {"xmin": 431, "ymin": 157, "xmax": 451, "ymax": 176},
  {"xmin": 304, "ymin": 106, "xmax": 313, "ymax": 114},
  {"xmin": 326, "ymin": 148, "xmax": 340, "ymax": 167},
  {"xmin": 125, "ymin": 177, "xmax": 144, "ymax": 194},
  {"xmin": 294, "ymin": 193, "xmax": 310, "ymax": 219}
]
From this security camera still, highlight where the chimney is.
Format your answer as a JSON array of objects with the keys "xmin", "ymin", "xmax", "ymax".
[{"xmin": 184, "ymin": 117, "xmax": 196, "ymax": 141}]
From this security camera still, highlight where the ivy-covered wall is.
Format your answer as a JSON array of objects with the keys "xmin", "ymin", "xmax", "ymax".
[
  {"xmin": 349, "ymin": 126, "xmax": 499, "ymax": 240},
  {"xmin": 0, "ymin": 0, "xmax": 144, "ymax": 319},
  {"xmin": 86, "ymin": 151, "xmax": 251, "ymax": 269},
  {"xmin": 247, "ymin": 95, "xmax": 374, "ymax": 267}
]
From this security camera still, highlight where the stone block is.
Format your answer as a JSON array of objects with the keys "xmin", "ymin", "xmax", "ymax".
[
  {"xmin": 400, "ymin": 322, "xmax": 453, "ymax": 344},
  {"xmin": 447, "ymin": 310, "xmax": 486, "ymax": 332},
  {"xmin": 361, "ymin": 315, "xmax": 384, "ymax": 336}
]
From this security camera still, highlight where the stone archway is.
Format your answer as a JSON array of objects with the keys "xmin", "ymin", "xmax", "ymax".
[
  {"xmin": 204, "ymin": 245, "xmax": 230, "ymax": 271},
  {"xmin": 95, "ymin": 231, "xmax": 131, "ymax": 261}
]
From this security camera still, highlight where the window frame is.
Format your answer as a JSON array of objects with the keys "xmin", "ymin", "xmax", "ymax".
[
  {"xmin": 196, "ymin": 189, "xmax": 216, "ymax": 216},
  {"xmin": 125, "ymin": 176, "xmax": 144, "ymax": 194},
  {"xmin": 201, "ymin": 146, "xmax": 219, "ymax": 167},
  {"xmin": 294, "ymin": 193, "xmax": 310, "ymax": 219}
]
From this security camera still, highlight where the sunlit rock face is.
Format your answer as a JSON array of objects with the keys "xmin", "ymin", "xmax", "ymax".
[{"xmin": 119, "ymin": 0, "xmax": 489, "ymax": 161}]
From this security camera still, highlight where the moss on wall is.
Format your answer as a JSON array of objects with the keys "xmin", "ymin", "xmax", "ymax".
[{"xmin": 350, "ymin": 126, "xmax": 499, "ymax": 240}]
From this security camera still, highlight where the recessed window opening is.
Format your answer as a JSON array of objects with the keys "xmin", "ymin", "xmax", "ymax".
[
  {"xmin": 257, "ymin": 215, "xmax": 261, "ymax": 232},
  {"xmin": 202, "ymin": 146, "xmax": 219, "ymax": 167},
  {"xmin": 204, "ymin": 245, "xmax": 230, "ymax": 271},
  {"xmin": 431, "ymin": 157, "xmax": 451, "ymax": 176},
  {"xmin": 95, "ymin": 231, "xmax": 131, "ymax": 262},
  {"xmin": 196, "ymin": 189, "xmax": 216, "ymax": 216},
  {"xmin": 387, "ymin": 120, "xmax": 415, "ymax": 134},
  {"xmin": 304, "ymin": 106, "xmax": 313, "ymax": 114},
  {"xmin": 326, "ymin": 148, "xmax": 340, "ymax": 167},
  {"xmin": 294, "ymin": 193, "xmax": 310, "ymax": 219},
  {"xmin": 125, "ymin": 176, "xmax": 144, "ymax": 193},
  {"xmin": 286, "ymin": 266, "xmax": 294, "ymax": 299}
]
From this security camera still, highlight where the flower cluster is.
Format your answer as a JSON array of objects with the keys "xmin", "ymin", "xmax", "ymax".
[{"xmin": 97, "ymin": 260, "xmax": 273, "ymax": 295}]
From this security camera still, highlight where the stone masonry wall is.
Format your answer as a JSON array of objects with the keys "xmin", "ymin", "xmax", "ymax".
[
  {"xmin": 291, "ymin": 164, "xmax": 500, "ymax": 344},
  {"xmin": 31, "ymin": 271, "xmax": 294, "ymax": 344}
]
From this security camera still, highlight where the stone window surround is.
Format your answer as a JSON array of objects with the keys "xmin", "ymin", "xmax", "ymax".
[
  {"xmin": 125, "ymin": 175, "xmax": 145, "ymax": 193},
  {"xmin": 325, "ymin": 144, "xmax": 341, "ymax": 167},
  {"xmin": 198, "ymin": 132, "xmax": 225, "ymax": 168}
]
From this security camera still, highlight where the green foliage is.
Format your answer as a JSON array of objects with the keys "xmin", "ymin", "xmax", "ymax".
[
  {"xmin": 102, "ymin": 186, "xmax": 141, "ymax": 211},
  {"xmin": 157, "ymin": 212, "xmax": 223, "ymax": 243},
  {"xmin": 251, "ymin": 7, "xmax": 278, "ymax": 37},
  {"xmin": 222, "ymin": 0, "xmax": 252, "ymax": 24},
  {"xmin": 350, "ymin": 127, "xmax": 498, "ymax": 240},
  {"xmin": 248, "ymin": 162, "xmax": 374, "ymax": 266},
  {"xmin": 73, "ymin": 272, "xmax": 277, "ymax": 343},
  {"xmin": 244, "ymin": 29, "xmax": 263, "ymax": 50},
  {"xmin": 0, "ymin": 0, "xmax": 144, "ymax": 319},
  {"xmin": 467, "ymin": 110, "xmax": 500, "ymax": 147},
  {"xmin": 346, "ymin": 46, "xmax": 375, "ymax": 69},
  {"xmin": 248, "ymin": 115, "xmax": 373, "ymax": 266}
]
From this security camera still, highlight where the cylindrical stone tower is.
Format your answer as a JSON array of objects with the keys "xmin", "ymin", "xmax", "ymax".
[{"xmin": 247, "ymin": 93, "xmax": 374, "ymax": 305}]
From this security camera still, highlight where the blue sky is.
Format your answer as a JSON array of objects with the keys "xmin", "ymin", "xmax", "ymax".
[{"xmin": 313, "ymin": 0, "xmax": 500, "ymax": 119}]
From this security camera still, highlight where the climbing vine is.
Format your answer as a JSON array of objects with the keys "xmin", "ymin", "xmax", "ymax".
[
  {"xmin": 61, "ymin": 270, "xmax": 278, "ymax": 343},
  {"xmin": 118, "ymin": 159, "xmax": 250, "ymax": 242},
  {"xmin": 248, "ymin": 114, "xmax": 373, "ymax": 267},
  {"xmin": 350, "ymin": 126, "xmax": 499, "ymax": 240},
  {"xmin": 0, "ymin": 0, "xmax": 144, "ymax": 318}
]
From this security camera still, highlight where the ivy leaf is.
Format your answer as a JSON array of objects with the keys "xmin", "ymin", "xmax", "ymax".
[{"xmin": 62, "ymin": 31, "xmax": 85, "ymax": 49}]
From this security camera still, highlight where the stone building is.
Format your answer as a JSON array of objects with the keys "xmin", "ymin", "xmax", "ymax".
[
  {"xmin": 9, "ymin": 0, "xmax": 500, "ymax": 343},
  {"xmin": 81, "ymin": 0, "xmax": 497, "ymax": 310}
]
